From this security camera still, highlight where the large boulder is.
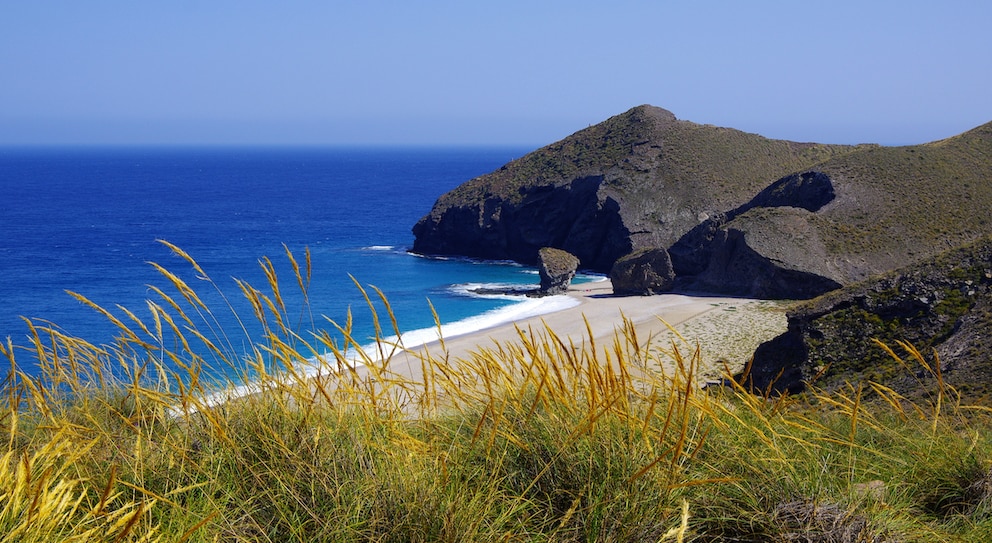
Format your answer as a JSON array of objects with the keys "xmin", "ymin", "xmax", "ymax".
[
  {"xmin": 610, "ymin": 248, "xmax": 676, "ymax": 295},
  {"xmin": 537, "ymin": 247, "xmax": 580, "ymax": 296}
]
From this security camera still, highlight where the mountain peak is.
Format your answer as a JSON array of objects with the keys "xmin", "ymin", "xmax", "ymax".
[{"xmin": 628, "ymin": 104, "xmax": 677, "ymax": 123}]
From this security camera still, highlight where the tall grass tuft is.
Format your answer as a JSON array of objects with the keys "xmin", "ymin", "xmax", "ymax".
[
  {"xmin": 0, "ymin": 430, "xmax": 162, "ymax": 542},
  {"xmin": 3, "ymin": 243, "xmax": 992, "ymax": 541}
]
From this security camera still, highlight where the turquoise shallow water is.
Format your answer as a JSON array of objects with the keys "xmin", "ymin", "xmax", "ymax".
[{"xmin": 0, "ymin": 146, "xmax": 599, "ymax": 380}]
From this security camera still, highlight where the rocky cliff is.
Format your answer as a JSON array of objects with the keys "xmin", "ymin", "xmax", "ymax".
[
  {"xmin": 412, "ymin": 106, "xmax": 855, "ymax": 274},
  {"xmin": 412, "ymin": 105, "xmax": 992, "ymax": 299},
  {"xmin": 743, "ymin": 235, "xmax": 992, "ymax": 402}
]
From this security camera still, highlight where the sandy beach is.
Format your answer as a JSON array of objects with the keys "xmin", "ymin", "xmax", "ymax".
[
  {"xmin": 380, "ymin": 279, "xmax": 792, "ymax": 386},
  {"xmin": 193, "ymin": 279, "xmax": 792, "ymax": 416}
]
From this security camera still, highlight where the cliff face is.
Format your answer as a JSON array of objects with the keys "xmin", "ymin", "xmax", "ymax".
[
  {"xmin": 412, "ymin": 105, "xmax": 855, "ymax": 273},
  {"xmin": 412, "ymin": 105, "xmax": 992, "ymax": 299},
  {"xmin": 412, "ymin": 174, "xmax": 627, "ymax": 271},
  {"xmin": 744, "ymin": 236, "xmax": 992, "ymax": 402}
]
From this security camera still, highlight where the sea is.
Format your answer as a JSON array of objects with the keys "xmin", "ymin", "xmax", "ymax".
[{"xmin": 0, "ymin": 146, "xmax": 599, "ymax": 382}]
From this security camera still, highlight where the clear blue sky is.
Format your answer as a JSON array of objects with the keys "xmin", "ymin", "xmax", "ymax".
[{"xmin": 2, "ymin": 1, "xmax": 990, "ymax": 146}]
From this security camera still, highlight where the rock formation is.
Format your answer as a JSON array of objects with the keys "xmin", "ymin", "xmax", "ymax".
[
  {"xmin": 609, "ymin": 248, "xmax": 676, "ymax": 295},
  {"xmin": 412, "ymin": 105, "xmax": 992, "ymax": 300},
  {"xmin": 412, "ymin": 105, "xmax": 858, "ymax": 275},
  {"xmin": 672, "ymin": 207, "xmax": 844, "ymax": 299},
  {"xmin": 536, "ymin": 247, "xmax": 580, "ymax": 296},
  {"xmin": 668, "ymin": 171, "xmax": 844, "ymax": 298},
  {"xmin": 742, "ymin": 235, "xmax": 992, "ymax": 402}
]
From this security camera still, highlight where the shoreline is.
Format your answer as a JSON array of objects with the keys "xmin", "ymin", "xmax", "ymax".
[
  {"xmin": 364, "ymin": 279, "xmax": 792, "ymax": 388},
  {"xmin": 179, "ymin": 279, "xmax": 791, "ymax": 414}
]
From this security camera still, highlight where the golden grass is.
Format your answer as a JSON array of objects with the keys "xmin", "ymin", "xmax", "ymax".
[
  {"xmin": 3, "ymin": 243, "xmax": 992, "ymax": 541},
  {"xmin": 0, "ymin": 431, "xmax": 162, "ymax": 542}
]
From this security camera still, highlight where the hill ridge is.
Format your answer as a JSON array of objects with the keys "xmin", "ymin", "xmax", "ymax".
[{"xmin": 412, "ymin": 105, "xmax": 992, "ymax": 299}]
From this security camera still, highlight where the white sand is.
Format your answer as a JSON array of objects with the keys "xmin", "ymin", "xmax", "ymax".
[
  {"xmin": 184, "ymin": 280, "xmax": 791, "ymax": 417},
  {"xmin": 383, "ymin": 280, "xmax": 791, "ymax": 384}
]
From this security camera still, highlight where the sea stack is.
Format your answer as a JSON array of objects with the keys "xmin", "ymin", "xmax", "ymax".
[{"xmin": 537, "ymin": 247, "xmax": 580, "ymax": 296}]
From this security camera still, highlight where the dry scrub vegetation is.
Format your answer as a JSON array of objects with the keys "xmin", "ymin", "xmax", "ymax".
[{"xmin": 3, "ymin": 243, "xmax": 992, "ymax": 542}]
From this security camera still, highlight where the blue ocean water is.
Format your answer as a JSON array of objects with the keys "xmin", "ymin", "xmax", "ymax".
[{"xmin": 0, "ymin": 146, "xmax": 595, "ymax": 380}]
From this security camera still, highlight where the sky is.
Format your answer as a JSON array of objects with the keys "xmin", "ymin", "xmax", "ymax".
[{"xmin": 2, "ymin": 1, "xmax": 990, "ymax": 147}]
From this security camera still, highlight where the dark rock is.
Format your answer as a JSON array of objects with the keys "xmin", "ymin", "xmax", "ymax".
[
  {"xmin": 609, "ymin": 248, "xmax": 676, "ymax": 295},
  {"xmin": 413, "ymin": 104, "xmax": 992, "ymax": 301},
  {"xmin": 747, "ymin": 171, "xmax": 835, "ymax": 212},
  {"xmin": 470, "ymin": 286, "xmax": 539, "ymax": 297},
  {"xmin": 741, "ymin": 326, "xmax": 808, "ymax": 395},
  {"xmin": 669, "ymin": 212, "xmax": 729, "ymax": 277},
  {"xmin": 412, "ymin": 176, "xmax": 630, "ymax": 271},
  {"xmin": 669, "ymin": 171, "xmax": 839, "ymax": 291},
  {"xmin": 676, "ymin": 207, "xmax": 844, "ymax": 299},
  {"xmin": 537, "ymin": 247, "xmax": 580, "ymax": 296},
  {"xmin": 742, "ymin": 235, "xmax": 992, "ymax": 402}
]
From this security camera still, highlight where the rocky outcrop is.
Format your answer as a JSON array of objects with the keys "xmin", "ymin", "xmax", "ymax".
[
  {"xmin": 609, "ymin": 248, "xmax": 676, "ymax": 295},
  {"xmin": 412, "ymin": 105, "xmax": 859, "ymax": 275},
  {"xmin": 669, "ymin": 171, "xmax": 835, "ymax": 278},
  {"xmin": 747, "ymin": 170, "xmax": 836, "ymax": 212},
  {"xmin": 413, "ymin": 104, "xmax": 992, "ymax": 300},
  {"xmin": 742, "ymin": 235, "xmax": 992, "ymax": 402},
  {"xmin": 674, "ymin": 207, "xmax": 844, "ymax": 299},
  {"xmin": 668, "ymin": 172, "xmax": 844, "ymax": 298},
  {"xmin": 411, "ymin": 176, "xmax": 630, "ymax": 272},
  {"xmin": 537, "ymin": 247, "xmax": 579, "ymax": 296},
  {"xmin": 466, "ymin": 247, "xmax": 580, "ymax": 298}
]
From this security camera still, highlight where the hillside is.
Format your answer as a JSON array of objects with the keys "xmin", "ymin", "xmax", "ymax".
[
  {"xmin": 7, "ymin": 250, "xmax": 992, "ymax": 541},
  {"xmin": 412, "ymin": 105, "xmax": 992, "ymax": 299},
  {"xmin": 412, "ymin": 105, "xmax": 859, "ymax": 272}
]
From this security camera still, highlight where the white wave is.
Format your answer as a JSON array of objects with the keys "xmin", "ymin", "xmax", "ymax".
[
  {"xmin": 364, "ymin": 245, "xmax": 396, "ymax": 251},
  {"xmin": 170, "ymin": 286, "xmax": 580, "ymax": 416},
  {"xmin": 296, "ymin": 291, "xmax": 578, "ymax": 376},
  {"xmin": 390, "ymin": 293, "xmax": 579, "ymax": 349},
  {"xmin": 448, "ymin": 282, "xmax": 533, "ymax": 299}
]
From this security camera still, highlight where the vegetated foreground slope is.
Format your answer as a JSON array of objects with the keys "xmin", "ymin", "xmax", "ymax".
[
  {"xmin": 7, "ymin": 255, "xmax": 992, "ymax": 541},
  {"xmin": 412, "ymin": 105, "xmax": 992, "ymax": 299}
]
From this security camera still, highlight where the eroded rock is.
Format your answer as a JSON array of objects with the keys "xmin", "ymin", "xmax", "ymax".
[
  {"xmin": 609, "ymin": 248, "xmax": 676, "ymax": 295},
  {"xmin": 678, "ymin": 207, "xmax": 844, "ymax": 299},
  {"xmin": 537, "ymin": 247, "xmax": 580, "ymax": 296}
]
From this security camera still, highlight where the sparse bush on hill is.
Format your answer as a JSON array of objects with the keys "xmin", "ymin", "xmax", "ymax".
[{"xmin": 3, "ymin": 244, "xmax": 992, "ymax": 541}]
